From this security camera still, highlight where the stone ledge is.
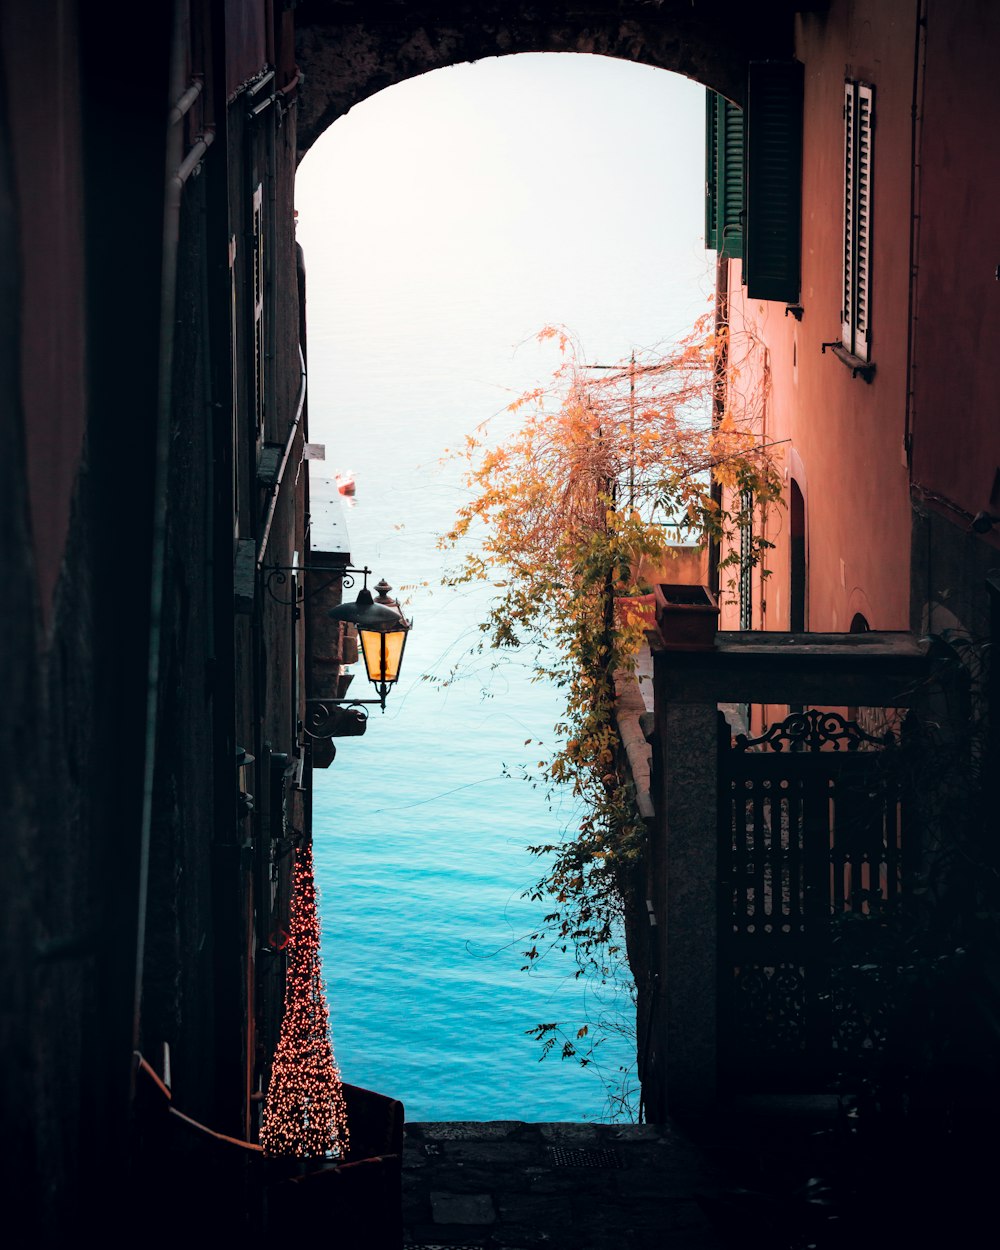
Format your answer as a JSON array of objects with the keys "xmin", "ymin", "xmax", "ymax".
[{"xmin": 614, "ymin": 667, "xmax": 653, "ymax": 819}]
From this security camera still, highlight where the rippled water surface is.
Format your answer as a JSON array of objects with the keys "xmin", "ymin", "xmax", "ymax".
[{"xmin": 296, "ymin": 54, "xmax": 711, "ymax": 1121}]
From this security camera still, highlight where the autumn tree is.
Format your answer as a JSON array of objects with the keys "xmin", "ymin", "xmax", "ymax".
[{"xmin": 441, "ymin": 311, "xmax": 782, "ymax": 1086}]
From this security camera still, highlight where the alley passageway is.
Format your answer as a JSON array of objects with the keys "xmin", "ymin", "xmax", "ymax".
[
  {"xmin": 402, "ymin": 1117, "xmax": 727, "ymax": 1249},
  {"xmin": 8, "ymin": 3, "xmax": 1000, "ymax": 1238},
  {"xmin": 400, "ymin": 1095, "xmax": 992, "ymax": 1250}
]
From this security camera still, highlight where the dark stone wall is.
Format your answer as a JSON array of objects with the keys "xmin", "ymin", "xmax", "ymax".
[
  {"xmin": 140, "ymin": 170, "xmax": 222, "ymax": 1130},
  {"xmin": 294, "ymin": 0, "xmax": 798, "ymax": 157},
  {"xmin": 911, "ymin": 501, "xmax": 999, "ymax": 641},
  {"xmin": 0, "ymin": 0, "xmax": 87, "ymax": 632},
  {"xmin": 0, "ymin": 35, "xmax": 41, "ymax": 1209},
  {"xmin": 1, "ymin": 1, "xmax": 311, "ymax": 1231},
  {"xmin": 0, "ymin": 0, "xmax": 174, "ymax": 1231}
]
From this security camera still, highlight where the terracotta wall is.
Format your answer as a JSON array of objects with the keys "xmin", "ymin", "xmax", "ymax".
[
  {"xmin": 910, "ymin": 2, "xmax": 1000, "ymax": 534},
  {"xmin": 721, "ymin": 0, "xmax": 917, "ymax": 635}
]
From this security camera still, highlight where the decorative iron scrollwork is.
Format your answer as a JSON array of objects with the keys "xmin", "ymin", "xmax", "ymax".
[
  {"xmin": 261, "ymin": 563, "xmax": 368, "ymax": 606},
  {"xmin": 720, "ymin": 704, "xmax": 905, "ymax": 1091},
  {"xmin": 734, "ymin": 707, "xmax": 894, "ymax": 753},
  {"xmin": 302, "ymin": 700, "xmax": 368, "ymax": 739},
  {"xmin": 262, "ymin": 566, "xmax": 296, "ymax": 605}
]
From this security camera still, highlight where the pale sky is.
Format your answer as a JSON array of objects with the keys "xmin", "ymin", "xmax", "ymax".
[{"xmin": 295, "ymin": 52, "xmax": 714, "ymax": 463}]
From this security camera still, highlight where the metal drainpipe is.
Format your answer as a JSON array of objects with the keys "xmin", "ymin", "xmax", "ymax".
[
  {"xmin": 266, "ymin": 86, "xmax": 279, "ymax": 512},
  {"xmin": 708, "ymin": 255, "xmax": 729, "ymax": 598},
  {"xmin": 903, "ymin": 0, "xmax": 928, "ymax": 470},
  {"xmin": 256, "ymin": 344, "xmax": 307, "ymax": 570},
  {"xmin": 130, "ymin": 2, "xmax": 216, "ymax": 1079}
]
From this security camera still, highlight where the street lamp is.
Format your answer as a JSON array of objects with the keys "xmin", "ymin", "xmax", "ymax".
[{"xmin": 327, "ymin": 578, "xmax": 411, "ymax": 711}]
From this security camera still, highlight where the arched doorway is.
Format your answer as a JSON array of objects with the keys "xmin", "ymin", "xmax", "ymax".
[
  {"xmin": 790, "ymin": 477, "xmax": 807, "ymax": 632},
  {"xmin": 295, "ymin": 52, "xmax": 712, "ymax": 1122},
  {"xmin": 287, "ymin": 0, "xmax": 798, "ymax": 1127}
]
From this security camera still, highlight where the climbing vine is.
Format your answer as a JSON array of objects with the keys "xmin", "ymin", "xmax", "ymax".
[{"xmin": 440, "ymin": 311, "xmax": 782, "ymax": 1092}]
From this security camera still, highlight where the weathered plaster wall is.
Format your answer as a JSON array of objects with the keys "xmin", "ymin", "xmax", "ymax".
[
  {"xmin": 0, "ymin": 1, "xmax": 87, "ymax": 634},
  {"xmin": 911, "ymin": 1, "xmax": 1000, "ymax": 524},
  {"xmin": 722, "ymin": 1, "xmax": 916, "ymax": 639}
]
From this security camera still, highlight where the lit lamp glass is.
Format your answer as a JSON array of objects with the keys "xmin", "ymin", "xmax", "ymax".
[
  {"xmin": 328, "ymin": 577, "xmax": 412, "ymax": 710},
  {"xmin": 358, "ymin": 622, "xmax": 408, "ymax": 687}
]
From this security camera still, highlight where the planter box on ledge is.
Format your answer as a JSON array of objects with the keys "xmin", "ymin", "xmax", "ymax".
[{"xmin": 653, "ymin": 583, "xmax": 720, "ymax": 651}]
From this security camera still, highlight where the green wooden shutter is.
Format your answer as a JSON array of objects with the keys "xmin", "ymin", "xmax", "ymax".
[
  {"xmin": 744, "ymin": 60, "xmax": 803, "ymax": 302},
  {"xmin": 705, "ymin": 91, "xmax": 744, "ymax": 259},
  {"xmin": 719, "ymin": 96, "xmax": 744, "ymax": 260},
  {"xmin": 705, "ymin": 90, "xmax": 720, "ymax": 251}
]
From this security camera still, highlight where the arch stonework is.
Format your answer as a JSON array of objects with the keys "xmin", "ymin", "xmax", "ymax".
[{"xmin": 294, "ymin": 0, "xmax": 799, "ymax": 158}]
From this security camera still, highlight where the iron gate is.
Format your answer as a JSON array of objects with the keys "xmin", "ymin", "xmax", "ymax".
[{"xmin": 717, "ymin": 708, "xmax": 907, "ymax": 1093}]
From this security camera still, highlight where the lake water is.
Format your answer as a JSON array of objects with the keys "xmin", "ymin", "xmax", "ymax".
[{"xmin": 295, "ymin": 53, "xmax": 712, "ymax": 1122}]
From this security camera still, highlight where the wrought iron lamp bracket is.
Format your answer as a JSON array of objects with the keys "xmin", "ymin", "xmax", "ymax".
[
  {"xmin": 302, "ymin": 697, "xmax": 385, "ymax": 741},
  {"xmin": 261, "ymin": 563, "xmax": 372, "ymax": 606}
]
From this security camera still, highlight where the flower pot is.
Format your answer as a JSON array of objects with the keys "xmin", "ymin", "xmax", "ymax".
[{"xmin": 653, "ymin": 583, "xmax": 720, "ymax": 650}]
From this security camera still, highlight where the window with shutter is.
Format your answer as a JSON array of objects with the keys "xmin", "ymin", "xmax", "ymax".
[
  {"xmin": 744, "ymin": 60, "xmax": 803, "ymax": 303},
  {"xmin": 842, "ymin": 82, "xmax": 874, "ymax": 361},
  {"xmin": 704, "ymin": 91, "xmax": 744, "ymax": 260},
  {"xmin": 706, "ymin": 91, "xmax": 719, "ymax": 251}
]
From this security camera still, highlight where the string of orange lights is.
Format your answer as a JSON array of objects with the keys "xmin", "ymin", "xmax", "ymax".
[{"xmin": 259, "ymin": 841, "xmax": 350, "ymax": 1158}]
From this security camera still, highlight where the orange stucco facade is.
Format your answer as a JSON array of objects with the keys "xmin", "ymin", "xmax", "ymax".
[{"xmin": 720, "ymin": 0, "xmax": 1000, "ymax": 646}]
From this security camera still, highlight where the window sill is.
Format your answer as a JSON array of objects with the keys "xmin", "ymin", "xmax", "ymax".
[{"xmin": 821, "ymin": 341, "xmax": 875, "ymax": 383}]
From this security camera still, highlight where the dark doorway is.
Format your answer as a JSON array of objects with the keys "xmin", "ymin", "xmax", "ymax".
[{"xmin": 790, "ymin": 478, "xmax": 806, "ymax": 631}]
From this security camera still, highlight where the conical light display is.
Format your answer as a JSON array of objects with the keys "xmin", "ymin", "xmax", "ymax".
[{"xmin": 259, "ymin": 842, "xmax": 350, "ymax": 1158}]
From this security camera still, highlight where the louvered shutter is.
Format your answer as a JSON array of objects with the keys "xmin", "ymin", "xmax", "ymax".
[
  {"xmin": 705, "ymin": 91, "xmax": 744, "ymax": 260},
  {"xmin": 842, "ymin": 82, "xmax": 875, "ymax": 360},
  {"xmin": 718, "ymin": 96, "xmax": 744, "ymax": 259},
  {"xmin": 744, "ymin": 60, "xmax": 803, "ymax": 302},
  {"xmin": 841, "ymin": 82, "xmax": 856, "ymax": 347},
  {"xmin": 706, "ymin": 90, "xmax": 720, "ymax": 250},
  {"xmin": 853, "ymin": 83, "xmax": 874, "ymax": 360}
]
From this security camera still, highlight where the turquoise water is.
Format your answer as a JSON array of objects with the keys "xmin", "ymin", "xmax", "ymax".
[{"xmin": 296, "ymin": 53, "xmax": 711, "ymax": 1121}]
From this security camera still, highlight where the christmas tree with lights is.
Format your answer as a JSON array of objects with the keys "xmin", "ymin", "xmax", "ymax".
[{"xmin": 260, "ymin": 841, "xmax": 350, "ymax": 1158}]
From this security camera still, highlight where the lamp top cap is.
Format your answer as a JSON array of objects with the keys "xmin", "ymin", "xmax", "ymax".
[{"xmin": 328, "ymin": 584, "xmax": 409, "ymax": 631}]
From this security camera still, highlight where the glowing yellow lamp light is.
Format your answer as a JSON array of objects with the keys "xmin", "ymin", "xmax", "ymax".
[
  {"xmin": 328, "ymin": 577, "xmax": 411, "ymax": 711},
  {"xmin": 359, "ymin": 619, "xmax": 407, "ymax": 686}
]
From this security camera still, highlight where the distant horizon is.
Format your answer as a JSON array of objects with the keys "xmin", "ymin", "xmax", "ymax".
[{"xmin": 296, "ymin": 52, "xmax": 713, "ymax": 424}]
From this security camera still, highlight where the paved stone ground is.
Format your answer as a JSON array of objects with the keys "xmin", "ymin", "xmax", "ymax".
[
  {"xmin": 401, "ymin": 1098, "xmax": 998, "ymax": 1250},
  {"xmin": 401, "ymin": 1119, "xmax": 729, "ymax": 1249}
]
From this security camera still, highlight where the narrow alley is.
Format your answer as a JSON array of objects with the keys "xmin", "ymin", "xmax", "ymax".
[{"xmin": 402, "ymin": 1117, "xmax": 726, "ymax": 1249}]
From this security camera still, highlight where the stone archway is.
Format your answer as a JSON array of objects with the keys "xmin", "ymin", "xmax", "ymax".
[{"xmin": 294, "ymin": 0, "xmax": 799, "ymax": 158}]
